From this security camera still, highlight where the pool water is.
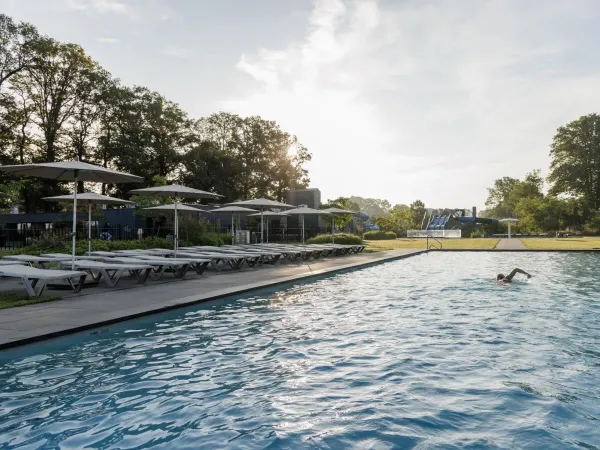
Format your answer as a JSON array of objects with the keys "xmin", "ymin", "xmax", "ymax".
[{"xmin": 0, "ymin": 252, "xmax": 599, "ymax": 449}]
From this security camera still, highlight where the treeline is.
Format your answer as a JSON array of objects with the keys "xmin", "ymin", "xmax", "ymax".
[
  {"xmin": 484, "ymin": 113, "xmax": 600, "ymax": 233},
  {"xmin": 0, "ymin": 14, "xmax": 311, "ymax": 213}
]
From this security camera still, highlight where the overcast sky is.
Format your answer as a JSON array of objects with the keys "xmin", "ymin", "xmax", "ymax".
[{"xmin": 2, "ymin": 0, "xmax": 599, "ymax": 209}]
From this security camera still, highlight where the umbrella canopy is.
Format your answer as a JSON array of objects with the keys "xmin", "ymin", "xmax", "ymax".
[
  {"xmin": 286, "ymin": 206, "xmax": 329, "ymax": 216},
  {"xmin": 208, "ymin": 206, "xmax": 258, "ymax": 214},
  {"xmin": 144, "ymin": 203, "xmax": 205, "ymax": 212},
  {"xmin": 130, "ymin": 185, "xmax": 221, "ymax": 256},
  {"xmin": 0, "ymin": 160, "xmax": 142, "ymax": 183},
  {"xmin": 247, "ymin": 211, "xmax": 289, "ymax": 217},
  {"xmin": 43, "ymin": 193, "xmax": 132, "ymax": 255},
  {"xmin": 43, "ymin": 192, "xmax": 133, "ymax": 205},
  {"xmin": 226, "ymin": 198, "xmax": 295, "ymax": 243},
  {"xmin": 286, "ymin": 207, "xmax": 330, "ymax": 243},
  {"xmin": 320, "ymin": 207, "xmax": 357, "ymax": 243},
  {"xmin": 226, "ymin": 198, "xmax": 294, "ymax": 209},
  {"xmin": 129, "ymin": 184, "xmax": 221, "ymax": 199},
  {"xmin": 321, "ymin": 207, "xmax": 357, "ymax": 215},
  {"xmin": 499, "ymin": 218, "xmax": 519, "ymax": 239},
  {"xmin": 0, "ymin": 160, "xmax": 142, "ymax": 269}
]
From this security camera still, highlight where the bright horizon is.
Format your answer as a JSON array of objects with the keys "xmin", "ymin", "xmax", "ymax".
[{"xmin": 2, "ymin": 0, "xmax": 599, "ymax": 210}]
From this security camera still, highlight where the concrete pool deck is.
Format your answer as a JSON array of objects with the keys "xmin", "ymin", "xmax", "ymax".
[{"xmin": 0, "ymin": 249, "xmax": 425, "ymax": 350}]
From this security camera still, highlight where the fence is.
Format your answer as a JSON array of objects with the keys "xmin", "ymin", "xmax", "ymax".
[
  {"xmin": 0, "ymin": 225, "xmax": 331, "ymax": 250},
  {"xmin": 407, "ymin": 229, "xmax": 462, "ymax": 238}
]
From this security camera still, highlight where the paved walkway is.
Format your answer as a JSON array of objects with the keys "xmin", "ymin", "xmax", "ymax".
[
  {"xmin": 495, "ymin": 238, "xmax": 527, "ymax": 249},
  {"xmin": 0, "ymin": 249, "xmax": 425, "ymax": 350}
]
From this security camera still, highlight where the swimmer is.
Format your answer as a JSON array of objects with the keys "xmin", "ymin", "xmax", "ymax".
[{"xmin": 496, "ymin": 268, "xmax": 532, "ymax": 283}]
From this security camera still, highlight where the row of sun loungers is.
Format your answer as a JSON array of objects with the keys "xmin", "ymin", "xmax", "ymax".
[{"xmin": 0, "ymin": 242, "xmax": 366, "ymax": 297}]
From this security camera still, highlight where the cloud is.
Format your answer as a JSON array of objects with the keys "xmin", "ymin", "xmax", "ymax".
[
  {"xmin": 64, "ymin": 0, "xmax": 128, "ymax": 14},
  {"xmin": 161, "ymin": 45, "xmax": 193, "ymax": 59},
  {"xmin": 225, "ymin": 0, "xmax": 600, "ymax": 207},
  {"xmin": 96, "ymin": 37, "xmax": 120, "ymax": 44}
]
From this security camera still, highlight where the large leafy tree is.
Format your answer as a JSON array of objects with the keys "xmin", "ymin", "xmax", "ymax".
[
  {"xmin": 485, "ymin": 170, "xmax": 543, "ymax": 218},
  {"xmin": 0, "ymin": 14, "xmax": 313, "ymax": 213},
  {"xmin": 548, "ymin": 113, "xmax": 600, "ymax": 213}
]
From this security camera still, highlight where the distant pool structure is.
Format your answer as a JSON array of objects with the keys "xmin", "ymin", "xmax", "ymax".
[{"xmin": 0, "ymin": 253, "xmax": 599, "ymax": 449}]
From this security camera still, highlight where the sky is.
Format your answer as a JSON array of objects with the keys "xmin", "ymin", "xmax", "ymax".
[{"xmin": 2, "ymin": 0, "xmax": 600, "ymax": 209}]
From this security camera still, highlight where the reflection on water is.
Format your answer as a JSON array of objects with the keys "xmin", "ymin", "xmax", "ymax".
[{"xmin": 0, "ymin": 252, "xmax": 599, "ymax": 449}]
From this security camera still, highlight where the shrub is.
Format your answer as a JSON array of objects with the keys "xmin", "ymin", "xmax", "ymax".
[
  {"xmin": 306, "ymin": 233, "xmax": 363, "ymax": 245},
  {"xmin": 363, "ymin": 231, "xmax": 397, "ymax": 240}
]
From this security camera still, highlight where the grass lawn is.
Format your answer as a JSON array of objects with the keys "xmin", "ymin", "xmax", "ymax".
[
  {"xmin": 0, "ymin": 292, "xmax": 61, "ymax": 310},
  {"xmin": 520, "ymin": 237, "xmax": 600, "ymax": 250},
  {"xmin": 366, "ymin": 238, "xmax": 500, "ymax": 251}
]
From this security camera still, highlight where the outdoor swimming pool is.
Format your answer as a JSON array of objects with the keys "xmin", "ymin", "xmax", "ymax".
[{"xmin": 0, "ymin": 252, "xmax": 599, "ymax": 449}]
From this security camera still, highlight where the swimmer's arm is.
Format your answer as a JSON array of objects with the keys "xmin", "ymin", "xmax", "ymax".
[{"xmin": 505, "ymin": 268, "xmax": 532, "ymax": 281}]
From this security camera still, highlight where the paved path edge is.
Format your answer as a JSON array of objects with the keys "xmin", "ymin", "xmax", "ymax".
[{"xmin": 0, "ymin": 250, "xmax": 427, "ymax": 351}]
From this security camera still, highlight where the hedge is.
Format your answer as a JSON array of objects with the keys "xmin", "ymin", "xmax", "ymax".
[
  {"xmin": 306, "ymin": 233, "xmax": 363, "ymax": 245},
  {"xmin": 0, "ymin": 233, "xmax": 232, "ymax": 257},
  {"xmin": 363, "ymin": 230, "xmax": 397, "ymax": 240}
]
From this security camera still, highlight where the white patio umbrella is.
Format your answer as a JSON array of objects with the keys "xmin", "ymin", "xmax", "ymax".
[
  {"xmin": 499, "ymin": 218, "xmax": 519, "ymax": 239},
  {"xmin": 225, "ymin": 198, "xmax": 294, "ymax": 243},
  {"xmin": 207, "ymin": 206, "xmax": 258, "ymax": 244},
  {"xmin": 0, "ymin": 160, "xmax": 142, "ymax": 268},
  {"xmin": 321, "ymin": 207, "xmax": 357, "ymax": 244},
  {"xmin": 43, "ymin": 193, "xmax": 133, "ymax": 255},
  {"xmin": 248, "ymin": 210, "xmax": 289, "ymax": 243},
  {"xmin": 286, "ymin": 206, "xmax": 331, "ymax": 244},
  {"xmin": 131, "ymin": 184, "xmax": 221, "ymax": 256}
]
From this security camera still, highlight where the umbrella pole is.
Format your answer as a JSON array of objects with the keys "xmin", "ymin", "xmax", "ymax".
[
  {"xmin": 174, "ymin": 198, "xmax": 179, "ymax": 257},
  {"xmin": 332, "ymin": 215, "xmax": 335, "ymax": 244},
  {"xmin": 71, "ymin": 174, "xmax": 78, "ymax": 270},
  {"xmin": 261, "ymin": 208, "xmax": 264, "ymax": 243},
  {"xmin": 232, "ymin": 213, "xmax": 235, "ymax": 245},
  {"xmin": 88, "ymin": 203, "xmax": 92, "ymax": 255},
  {"xmin": 302, "ymin": 215, "xmax": 305, "ymax": 245},
  {"xmin": 266, "ymin": 216, "xmax": 269, "ymax": 243}
]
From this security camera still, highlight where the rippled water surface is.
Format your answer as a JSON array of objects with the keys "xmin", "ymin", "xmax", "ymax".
[{"xmin": 1, "ymin": 252, "xmax": 600, "ymax": 449}]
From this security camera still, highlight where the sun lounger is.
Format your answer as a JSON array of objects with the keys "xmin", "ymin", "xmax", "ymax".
[
  {"xmin": 59, "ymin": 260, "xmax": 153, "ymax": 287},
  {"xmin": 0, "ymin": 260, "xmax": 26, "ymax": 266},
  {"xmin": 2, "ymin": 254, "xmax": 70, "ymax": 269},
  {"xmin": 130, "ymin": 255, "xmax": 210, "ymax": 275},
  {"xmin": 175, "ymin": 251, "xmax": 247, "ymax": 271},
  {"xmin": 102, "ymin": 256, "xmax": 191, "ymax": 279},
  {"xmin": 42, "ymin": 253, "xmax": 105, "ymax": 260},
  {"xmin": 0, "ymin": 264, "xmax": 87, "ymax": 297}
]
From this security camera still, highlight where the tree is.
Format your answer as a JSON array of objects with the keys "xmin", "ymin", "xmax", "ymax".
[
  {"xmin": 485, "ymin": 170, "xmax": 543, "ymax": 218},
  {"xmin": 410, "ymin": 200, "xmax": 426, "ymax": 228},
  {"xmin": 320, "ymin": 197, "xmax": 359, "ymax": 231},
  {"xmin": 349, "ymin": 196, "xmax": 391, "ymax": 219},
  {"xmin": 180, "ymin": 140, "xmax": 244, "ymax": 202},
  {"xmin": 548, "ymin": 113, "xmax": 600, "ymax": 213}
]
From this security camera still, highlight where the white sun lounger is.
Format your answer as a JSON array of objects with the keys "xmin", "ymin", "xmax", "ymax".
[
  {"xmin": 175, "ymin": 251, "xmax": 247, "ymax": 271},
  {"xmin": 102, "ymin": 256, "xmax": 191, "ymax": 279},
  {"xmin": 0, "ymin": 260, "xmax": 26, "ymax": 266},
  {"xmin": 41, "ymin": 253, "xmax": 106, "ymax": 261},
  {"xmin": 59, "ymin": 260, "xmax": 153, "ymax": 287},
  {"xmin": 129, "ymin": 254, "xmax": 211, "ymax": 275},
  {"xmin": 0, "ymin": 264, "xmax": 87, "ymax": 297},
  {"xmin": 2, "ymin": 254, "xmax": 70, "ymax": 269}
]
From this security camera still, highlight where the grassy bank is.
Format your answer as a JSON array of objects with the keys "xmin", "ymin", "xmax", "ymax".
[
  {"xmin": 520, "ymin": 237, "xmax": 600, "ymax": 250},
  {"xmin": 0, "ymin": 292, "xmax": 61, "ymax": 309},
  {"xmin": 367, "ymin": 238, "xmax": 499, "ymax": 251}
]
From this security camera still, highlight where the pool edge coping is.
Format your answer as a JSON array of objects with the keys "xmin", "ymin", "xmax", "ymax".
[{"xmin": 0, "ymin": 250, "xmax": 427, "ymax": 351}]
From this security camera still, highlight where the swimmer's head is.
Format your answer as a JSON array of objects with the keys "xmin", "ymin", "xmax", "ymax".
[{"xmin": 496, "ymin": 273, "xmax": 505, "ymax": 281}]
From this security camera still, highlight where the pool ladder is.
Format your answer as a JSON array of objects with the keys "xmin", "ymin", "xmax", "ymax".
[{"xmin": 426, "ymin": 235, "xmax": 442, "ymax": 250}]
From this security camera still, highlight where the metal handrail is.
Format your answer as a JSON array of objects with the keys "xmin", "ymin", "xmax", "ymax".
[{"xmin": 426, "ymin": 235, "xmax": 442, "ymax": 250}]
